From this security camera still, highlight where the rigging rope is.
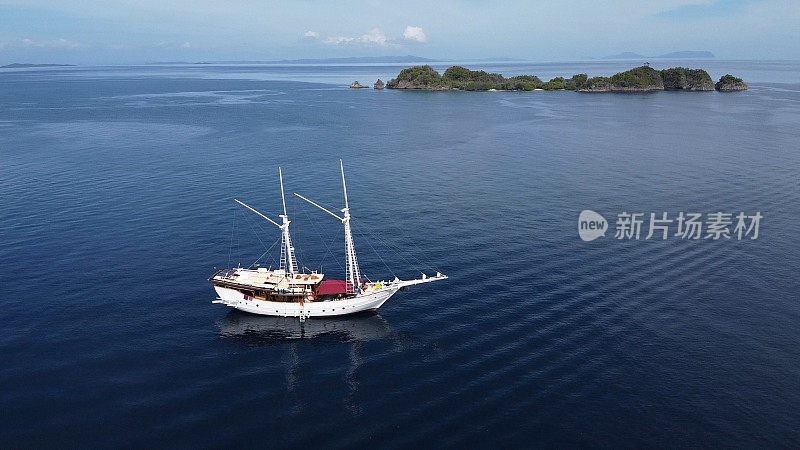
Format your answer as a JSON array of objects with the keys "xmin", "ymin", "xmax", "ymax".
[
  {"xmin": 351, "ymin": 217, "xmax": 440, "ymax": 275},
  {"xmin": 289, "ymin": 193, "xmax": 440, "ymax": 281},
  {"xmin": 351, "ymin": 224, "xmax": 394, "ymax": 281},
  {"xmin": 248, "ymin": 237, "xmax": 281, "ymax": 269},
  {"xmin": 299, "ymin": 200, "xmax": 346, "ymax": 275},
  {"xmin": 240, "ymin": 205, "xmax": 273, "ymax": 254}
]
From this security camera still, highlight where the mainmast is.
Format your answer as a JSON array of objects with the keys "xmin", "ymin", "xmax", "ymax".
[
  {"xmin": 278, "ymin": 167, "xmax": 298, "ymax": 274},
  {"xmin": 340, "ymin": 160, "xmax": 361, "ymax": 293},
  {"xmin": 293, "ymin": 160, "xmax": 362, "ymax": 294}
]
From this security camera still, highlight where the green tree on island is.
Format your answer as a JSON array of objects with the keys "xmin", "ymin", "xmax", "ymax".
[{"xmin": 386, "ymin": 65, "xmax": 744, "ymax": 92}]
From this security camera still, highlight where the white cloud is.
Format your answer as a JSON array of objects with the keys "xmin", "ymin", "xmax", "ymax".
[
  {"xmin": 403, "ymin": 26, "xmax": 426, "ymax": 42},
  {"xmin": 304, "ymin": 30, "xmax": 319, "ymax": 38},
  {"xmin": 17, "ymin": 38, "xmax": 84, "ymax": 49},
  {"xmin": 359, "ymin": 28, "xmax": 387, "ymax": 45},
  {"xmin": 323, "ymin": 36, "xmax": 355, "ymax": 45},
  {"xmin": 323, "ymin": 28, "xmax": 390, "ymax": 46},
  {"xmin": 153, "ymin": 41, "xmax": 195, "ymax": 49}
]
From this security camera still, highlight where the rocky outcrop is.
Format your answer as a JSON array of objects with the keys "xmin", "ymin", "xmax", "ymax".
[
  {"xmin": 660, "ymin": 67, "xmax": 715, "ymax": 91},
  {"xmin": 580, "ymin": 66, "xmax": 719, "ymax": 92},
  {"xmin": 612, "ymin": 66, "xmax": 663, "ymax": 91},
  {"xmin": 386, "ymin": 65, "xmax": 448, "ymax": 90},
  {"xmin": 373, "ymin": 79, "xmax": 385, "ymax": 89},
  {"xmin": 577, "ymin": 77, "xmax": 611, "ymax": 92},
  {"xmin": 715, "ymin": 74, "xmax": 748, "ymax": 91},
  {"xmin": 387, "ymin": 79, "xmax": 450, "ymax": 90},
  {"xmin": 717, "ymin": 81, "xmax": 747, "ymax": 91}
]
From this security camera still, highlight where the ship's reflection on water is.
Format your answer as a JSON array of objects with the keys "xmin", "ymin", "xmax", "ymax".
[
  {"xmin": 217, "ymin": 310, "xmax": 403, "ymax": 414},
  {"xmin": 217, "ymin": 310, "xmax": 397, "ymax": 344}
]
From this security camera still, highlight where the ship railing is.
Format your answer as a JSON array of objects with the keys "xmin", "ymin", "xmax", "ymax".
[{"xmin": 208, "ymin": 268, "xmax": 239, "ymax": 281}]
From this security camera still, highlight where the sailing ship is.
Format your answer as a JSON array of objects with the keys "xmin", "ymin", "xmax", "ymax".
[{"xmin": 210, "ymin": 160, "xmax": 447, "ymax": 318}]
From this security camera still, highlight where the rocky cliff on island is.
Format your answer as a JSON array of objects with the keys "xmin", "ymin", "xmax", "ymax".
[
  {"xmin": 715, "ymin": 74, "xmax": 748, "ymax": 91},
  {"xmin": 385, "ymin": 65, "xmax": 745, "ymax": 93},
  {"xmin": 580, "ymin": 66, "xmax": 717, "ymax": 92},
  {"xmin": 660, "ymin": 67, "xmax": 716, "ymax": 90},
  {"xmin": 385, "ymin": 65, "xmax": 446, "ymax": 90}
]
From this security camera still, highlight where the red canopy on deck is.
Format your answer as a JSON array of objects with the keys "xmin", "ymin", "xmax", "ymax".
[{"xmin": 316, "ymin": 279, "xmax": 349, "ymax": 295}]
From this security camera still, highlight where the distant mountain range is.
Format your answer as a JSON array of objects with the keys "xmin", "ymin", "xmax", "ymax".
[
  {"xmin": 1, "ymin": 63, "xmax": 75, "ymax": 68},
  {"xmin": 148, "ymin": 56, "xmax": 441, "ymax": 65},
  {"xmin": 264, "ymin": 55, "xmax": 438, "ymax": 64},
  {"xmin": 602, "ymin": 51, "xmax": 715, "ymax": 60},
  {"xmin": 454, "ymin": 57, "xmax": 527, "ymax": 62},
  {"xmin": 155, "ymin": 56, "xmax": 527, "ymax": 65}
]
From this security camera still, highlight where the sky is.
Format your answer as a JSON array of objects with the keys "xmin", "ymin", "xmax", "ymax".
[{"xmin": 0, "ymin": 0, "xmax": 798, "ymax": 64}]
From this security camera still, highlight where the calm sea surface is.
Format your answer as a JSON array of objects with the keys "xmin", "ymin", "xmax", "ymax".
[{"xmin": 1, "ymin": 61, "xmax": 799, "ymax": 447}]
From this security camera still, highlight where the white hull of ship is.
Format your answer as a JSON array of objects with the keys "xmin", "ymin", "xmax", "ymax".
[{"xmin": 214, "ymin": 285, "xmax": 400, "ymax": 318}]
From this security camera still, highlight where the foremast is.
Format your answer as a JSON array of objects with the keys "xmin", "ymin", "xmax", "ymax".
[{"xmin": 278, "ymin": 168, "xmax": 298, "ymax": 274}]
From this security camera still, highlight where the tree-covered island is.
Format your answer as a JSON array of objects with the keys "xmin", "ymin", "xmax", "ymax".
[{"xmin": 385, "ymin": 65, "xmax": 747, "ymax": 92}]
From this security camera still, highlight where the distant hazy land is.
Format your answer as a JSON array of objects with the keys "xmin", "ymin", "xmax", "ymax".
[
  {"xmin": 148, "ymin": 56, "xmax": 439, "ymax": 65},
  {"xmin": 602, "ymin": 51, "xmax": 715, "ymax": 60},
  {"xmin": 1, "ymin": 63, "xmax": 75, "ymax": 69}
]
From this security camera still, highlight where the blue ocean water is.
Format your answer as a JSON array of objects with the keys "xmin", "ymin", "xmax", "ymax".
[{"xmin": 1, "ymin": 61, "xmax": 799, "ymax": 447}]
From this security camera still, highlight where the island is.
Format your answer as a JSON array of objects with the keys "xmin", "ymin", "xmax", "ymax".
[
  {"xmin": 385, "ymin": 65, "xmax": 746, "ymax": 92},
  {"xmin": 715, "ymin": 74, "xmax": 748, "ymax": 91}
]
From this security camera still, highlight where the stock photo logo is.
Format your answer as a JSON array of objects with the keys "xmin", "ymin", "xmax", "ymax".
[
  {"xmin": 579, "ymin": 210, "xmax": 762, "ymax": 242},
  {"xmin": 578, "ymin": 210, "xmax": 608, "ymax": 241}
]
